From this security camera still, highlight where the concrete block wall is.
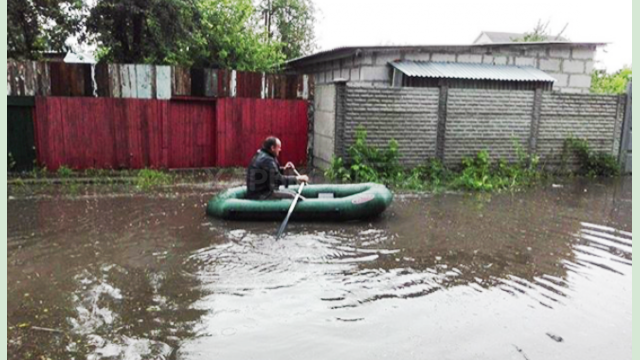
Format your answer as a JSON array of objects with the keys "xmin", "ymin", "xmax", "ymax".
[
  {"xmin": 341, "ymin": 85, "xmax": 439, "ymax": 165},
  {"xmin": 313, "ymin": 84, "xmax": 337, "ymax": 169},
  {"xmin": 445, "ymin": 90, "xmax": 534, "ymax": 166},
  {"xmin": 305, "ymin": 44, "xmax": 596, "ymax": 93},
  {"xmin": 537, "ymin": 93, "xmax": 624, "ymax": 165},
  {"xmin": 309, "ymin": 51, "xmax": 399, "ymax": 87},
  {"xmin": 323, "ymin": 84, "xmax": 622, "ymax": 170}
]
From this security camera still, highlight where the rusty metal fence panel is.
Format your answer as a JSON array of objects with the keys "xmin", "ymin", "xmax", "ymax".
[{"xmin": 8, "ymin": 60, "xmax": 312, "ymax": 100}]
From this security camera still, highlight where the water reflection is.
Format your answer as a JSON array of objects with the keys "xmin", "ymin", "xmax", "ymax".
[{"xmin": 8, "ymin": 195, "xmax": 213, "ymax": 360}]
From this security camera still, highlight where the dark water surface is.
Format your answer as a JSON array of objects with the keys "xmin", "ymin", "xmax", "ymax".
[{"xmin": 8, "ymin": 178, "xmax": 632, "ymax": 360}]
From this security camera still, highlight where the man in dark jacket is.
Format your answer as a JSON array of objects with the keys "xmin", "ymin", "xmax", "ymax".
[{"xmin": 246, "ymin": 136, "xmax": 309, "ymax": 200}]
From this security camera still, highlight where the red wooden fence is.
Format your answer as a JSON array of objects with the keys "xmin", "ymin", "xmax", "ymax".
[
  {"xmin": 33, "ymin": 96, "xmax": 307, "ymax": 170},
  {"xmin": 216, "ymin": 98, "xmax": 308, "ymax": 167}
]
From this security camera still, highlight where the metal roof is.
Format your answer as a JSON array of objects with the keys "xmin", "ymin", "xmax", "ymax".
[{"xmin": 390, "ymin": 61, "xmax": 556, "ymax": 82}]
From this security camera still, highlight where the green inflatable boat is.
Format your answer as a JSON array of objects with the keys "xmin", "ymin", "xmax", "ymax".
[{"xmin": 207, "ymin": 183, "xmax": 393, "ymax": 221}]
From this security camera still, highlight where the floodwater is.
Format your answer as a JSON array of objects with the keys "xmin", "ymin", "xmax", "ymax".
[{"xmin": 8, "ymin": 177, "xmax": 632, "ymax": 360}]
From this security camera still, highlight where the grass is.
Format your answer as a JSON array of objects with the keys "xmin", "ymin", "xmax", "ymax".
[
  {"xmin": 56, "ymin": 165, "xmax": 74, "ymax": 178},
  {"xmin": 134, "ymin": 169, "xmax": 174, "ymax": 190}
]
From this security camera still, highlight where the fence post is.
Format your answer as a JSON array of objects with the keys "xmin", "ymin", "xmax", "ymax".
[
  {"xmin": 435, "ymin": 85, "xmax": 448, "ymax": 162},
  {"xmin": 619, "ymin": 80, "xmax": 632, "ymax": 171},
  {"xmin": 306, "ymin": 75, "xmax": 315, "ymax": 167},
  {"xmin": 333, "ymin": 79, "xmax": 348, "ymax": 159},
  {"xmin": 528, "ymin": 88, "xmax": 543, "ymax": 154}
]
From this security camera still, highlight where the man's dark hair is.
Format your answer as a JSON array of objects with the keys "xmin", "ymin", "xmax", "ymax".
[{"xmin": 262, "ymin": 136, "xmax": 279, "ymax": 151}]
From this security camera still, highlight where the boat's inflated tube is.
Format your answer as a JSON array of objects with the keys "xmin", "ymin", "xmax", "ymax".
[{"xmin": 206, "ymin": 183, "xmax": 393, "ymax": 221}]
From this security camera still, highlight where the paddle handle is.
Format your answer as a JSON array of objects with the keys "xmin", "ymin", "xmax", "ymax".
[
  {"xmin": 275, "ymin": 181, "xmax": 305, "ymax": 239},
  {"xmin": 292, "ymin": 168, "xmax": 309, "ymax": 184}
]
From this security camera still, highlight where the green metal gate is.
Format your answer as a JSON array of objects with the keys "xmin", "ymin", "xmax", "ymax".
[{"xmin": 8, "ymin": 96, "xmax": 36, "ymax": 171}]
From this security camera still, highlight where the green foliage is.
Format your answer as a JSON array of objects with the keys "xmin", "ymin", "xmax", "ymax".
[
  {"xmin": 400, "ymin": 159, "xmax": 451, "ymax": 190},
  {"xmin": 325, "ymin": 156, "xmax": 351, "ymax": 183},
  {"xmin": 86, "ymin": 0, "xmax": 287, "ymax": 70},
  {"xmin": 325, "ymin": 127, "xmax": 544, "ymax": 192},
  {"xmin": 325, "ymin": 126, "xmax": 399, "ymax": 184},
  {"xmin": 563, "ymin": 137, "xmax": 620, "ymax": 177},
  {"xmin": 452, "ymin": 151, "xmax": 495, "ymax": 191},
  {"xmin": 258, "ymin": 0, "xmax": 316, "ymax": 59},
  {"xmin": 29, "ymin": 166, "xmax": 48, "ymax": 179},
  {"xmin": 86, "ymin": 0, "xmax": 199, "ymax": 64},
  {"xmin": 8, "ymin": 153, "xmax": 17, "ymax": 171},
  {"xmin": 135, "ymin": 168, "xmax": 173, "ymax": 190},
  {"xmin": 188, "ymin": 0, "xmax": 285, "ymax": 70},
  {"xmin": 83, "ymin": 168, "xmax": 113, "ymax": 177},
  {"xmin": 450, "ymin": 148, "xmax": 540, "ymax": 191},
  {"xmin": 514, "ymin": 140, "xmax": 541, "ymax": 182},
  {"xmin": 12, "ymin": 178, "xmax": 25, "ymax": 187},
  {"xmin": 590, "ymin": 67, "xmax": 632, "ymax": 94},
  {"xmin": 12, "ymin": 0, "xmax": 314, "ymax": 70},
  {"xmin": 8, "ymin": 0, "xmax": 84, "ymax": 59},
  {"xmin": 346, "ymin": 126, "xmax": 403, "ymax": 184},
  {"xmin": 587, "ymin": 152, "xmax": 621, "ymax": 177},
  {"xmin": 56, "ymin": 165, "xmax": 74, "ymax": 178}
]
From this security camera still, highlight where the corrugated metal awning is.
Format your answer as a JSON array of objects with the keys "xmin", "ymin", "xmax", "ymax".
[{"xmin": 389, "ymin": 61, "xmax": 556, "ymax": 82}]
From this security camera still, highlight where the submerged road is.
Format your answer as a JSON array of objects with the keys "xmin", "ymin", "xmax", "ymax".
[{"xmin": 7, "ymin": 177, "xmax": 632, "ymax": 360}]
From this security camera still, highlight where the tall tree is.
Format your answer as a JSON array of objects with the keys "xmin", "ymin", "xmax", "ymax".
[
  {"xmin": 8, "ymin": 0, "xmax": 84, "ymax": 59},
  {"xmin": 259, "ymin": 0, "xmax": 316, "ymax": 59},
  {"xmin": 86, "ymin": 0, "xmax": 199, "ymax": 64},
  {"xmin": 187, "ymin": 0, "xmax": 285, "ymax": 70},
  {"xmin": 86, "ymin": 0, "xmax": 285, "ymax": 70}
]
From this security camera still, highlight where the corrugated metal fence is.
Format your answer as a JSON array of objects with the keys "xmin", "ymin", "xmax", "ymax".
[
  {"xmin": 216, "ymin": 98, "xmax": 308, "ymax": 167},
  {"xmin": 8, "ymin": 60, "xmax": 311, "ymax": 100},
  {"xmin": 8, "ymin": 60, "xmax": 312, "ymax": 170},
  {"xmin": 33, "ymin": 97, "xmax": 308, "ymax": 170}
]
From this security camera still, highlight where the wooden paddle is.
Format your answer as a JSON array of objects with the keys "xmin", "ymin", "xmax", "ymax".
[{"xmin": 275, "ymin": 168, "xmax": 306, "ymax": 239}]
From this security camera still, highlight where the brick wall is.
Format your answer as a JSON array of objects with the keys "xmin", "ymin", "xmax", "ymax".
[
  {"xmin": 537, "ymin": 93, "xmax": 625, "ymax": 165},
  {"xmin": 445, "ymin": 89, "xmax": 534, "ymax": 165},
  {"xmin": 341, "ymin": 85, "xmax": 439, "ymax": 165},
  {"xmin": 325, "ymin": 83, "xmax": 623, "ymax": 170}
]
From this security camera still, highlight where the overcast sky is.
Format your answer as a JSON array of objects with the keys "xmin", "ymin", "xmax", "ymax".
[{"xmin": 311, "ymin": 0, "xmax": 632, "ymax": 72}]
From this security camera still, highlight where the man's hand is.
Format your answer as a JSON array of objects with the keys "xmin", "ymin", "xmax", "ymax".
[
  {"xmin": 284, "ymin": 162, "xmax": 295, "ymax": 170},
  {"xmin": 296, "ymin": 175, "xmax": 309, "ymax": 183}
]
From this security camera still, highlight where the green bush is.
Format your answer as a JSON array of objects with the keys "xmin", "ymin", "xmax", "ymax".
[
  {"xmin": 452, "ymin": 150, "xmax": 495, "ymax": 191},
  {"xmin": 325, "ymin": 126, "xmax": 403, "ymax": 184},
  {"xmin": 325, "ymin": 156, "xmax": 351, "ymax": 183},
  {"xmin": 325, "ymin": 127, "xmax": 541, "ymax": 191},
  {"xmin": 563, "ymin": 137, "xmax": 620, "ymax": 177},
  {"xmin": 325, "ymin": 126, "xmax": 545, "ymax": 192},
  {"xmin": 347, "ymin": 126, "xmax": 403, "ymax": 183},
  {"xmin": 401, "ymin": 159, "xmax": 451, "ymax": 190}
]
